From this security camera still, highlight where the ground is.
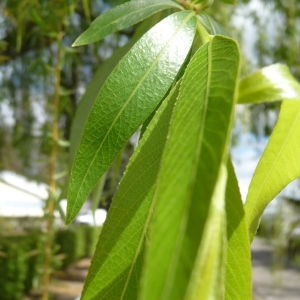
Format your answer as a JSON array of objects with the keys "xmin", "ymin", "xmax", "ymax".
[
  {"xmin": 24, "ymin": 237, "xmax": 300, "ymax": 299},
  {"xmin": 252, "ymin": 237, "xmax": 300, "ymax": 300}
]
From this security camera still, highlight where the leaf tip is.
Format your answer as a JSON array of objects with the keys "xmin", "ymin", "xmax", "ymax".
[
  {"xmin": 72, "ymin": 38, "xmax": 83, "ymax": 47},
  {"xmin": 72, "ymin": 32, "xmax": 89, "ymax": 47},
  {"xmin": 65, "ymin": 188, "xmax": 78, "ymax": 224},
  {"xmin": 65, "ymin": 204, "xmax": 75, "ymax": 225}
]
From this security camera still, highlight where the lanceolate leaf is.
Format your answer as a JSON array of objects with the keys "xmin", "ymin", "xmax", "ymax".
[
  {"xmin": 238, "ymin": 64, "xmax": 300, "ymax": 104},
  {"xmin": 72, "ymin": 0, "xmax": 182, "ymax": 46},
  {"xmin": 140, "ymin": 35, "xmax": 240, "ymax": 300},
  {"xmin": 81, "ymin": 84, "xmax": 179, "ymax": 300},
  {"xmin": 225, "ymin": 160, "xmax": 252, "ymax": 300},
  {"xmin": 69, "ymin": 43, "xmax": 132, "ymax": 163},
  {"xmin": 69, "ymin": 16, "xmax": 168, "ymax": 162},
  {"xmin": 245, "ymin": 100, "xmax": 300, "ymax": 240},
  {"xmin": 67, "ymin": 11, "xmax": 196, "ymax": 223},
  {"xmin": 185, "ymin": 165, "xmax": 227, "ymax": 300}
]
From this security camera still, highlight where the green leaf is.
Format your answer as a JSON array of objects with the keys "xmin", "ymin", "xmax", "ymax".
[
  {"xmin": 90, "ymin": 174, "xmax": 106, "ymax": 221},
  {"xmin": 185, "ymin": 164, "xmax": 227, "ymax": 300},
  {"xmin": 69, "ymin": 16, "xmax": 168, "ymax": 162},
  {"xmin": 238, "ymin": 64, "xmax": 300, "ymax": 104},
  {"xmin": 198, "ymin": 13, "xmax": 230, "ymax": 36},
  {"xmin": 67, "ymin": 11, "xmax": 196, "ymax": 223},
  {"xmin": 140, "ymin": 35, "xmax": 240, "ymax": 299},
  {"xmin": 81, "ymin": 84, "xmax": 179, "ymax": 300},
  {"xmin": 72, "ymin": 0, "xmax": 182, "ymax": 46},
  {"xmin": 69, "ymin": 44, "xmax": 132, "ymax": 163},
  {"xmin": 245, "ymin": 100, "xmax": 300, "ymax": 240},
  {"xmin": 225, "ymin": 160, "xmax": 252, "ymax": 300}
]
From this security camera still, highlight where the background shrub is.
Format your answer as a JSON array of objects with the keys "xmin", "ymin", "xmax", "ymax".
[
  {"xmin": 0, "ymin": 233, "xmax": 41, "ymax": 300},
  {"xmin": 55, "ymin": 224, "xmax": 101, "ymax": 267},
  {"xmin": 0, "ymin": 224, "xmax": 101, "ymax": 299}
]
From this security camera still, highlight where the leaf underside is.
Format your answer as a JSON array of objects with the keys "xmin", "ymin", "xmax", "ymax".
[
  {"xmin": 245, "ymin": 100, "xmax": 300, "ymax": 239},
  {"xmin": 238, "ymin": 64, "xmax": 300, "ymax": 104},
  {"xmin": 81, "ymin": 83, "xmax": 180, "ymax": 300},
  {"xmin": 140, "ymin": 35, "xmax": 240, "ymax": 300},
  {"xmin": 225, "ymin": 160, "xmax": 252, "ymax": 300}
]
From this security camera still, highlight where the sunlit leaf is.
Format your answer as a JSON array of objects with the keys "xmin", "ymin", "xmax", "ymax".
[
  {"xmin": 67, "ymin": 11, "xmax": 196, "ymax": 223},
  {"xmin": 72, "ymin": 0, "xmax": 182, "ymax": 46},
  {"xmin": 81, "ymin": 84, "xmax": 179, "ymax": 300},
  {"xmin": 140, "ymin": 35, "xmax": 240, "ymax": 299},
  {"xmin": 238, "ymin": 64, "xmax": 300, "ymax": 104},
  {"xmin": 69, "ymin": 16, "xmax": 167, "ymax": 162},
  {"xmin": 225, "ymin": 160, "xmax": 252, "ymax": 300},
  {"xmin": 69, "ymin": 44, "xmax": 131, "ymax": 163},
  {"xmin": 245, "ymin": 101, "xmax": 300, "ymax": 240}
]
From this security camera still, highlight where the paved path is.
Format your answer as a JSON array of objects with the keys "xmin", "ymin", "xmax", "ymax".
[
  {"xmin": 252, "ymin": 237, "xmax": 300, "ymax": 300},
  {"xmin": 25, "ymin": 238, "xmax": 300, "ymax": 299},
  {"xmin": 49, "ymin": 258, "xmax": 90, "ymax": 300}
]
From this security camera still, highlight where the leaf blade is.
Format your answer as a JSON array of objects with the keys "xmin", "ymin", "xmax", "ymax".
[
  {"xmin": 140, "ymin": 35, "xmax": 240, "ymax": 299},
  {"xmin": 185, "ymin": 164, "xmax": 227, "ymax": 300},
  {"xmin": 73, "ymin": 0, "xmax": 182, "ymax": 46},
  {"xmin": 225, "ymin": 160, "xmax": 252, "ymax": 300},
  {"xmin": 198, "ymin": 13, "xmax": 230, "ymax": 36},
  {"xmin": 69, "ymin": 16, "xmax": 168, "ymax": 162},
  {"xmin": 245, "ymin": 100, "xmax": 300, "ymax": 239},
  {"xmin": 67, "ymin": 11, "xmax": 196, "ymax": 223},
  {"xmin": 69, "ymin": 44, "xmax": 132, "ymax": 163},
  {"xmin": 81, "ymin": 83, "xmax": 179, "ymax": 300},
  {"xmin": 238, "ymin": 64, "xmax": 300, "ymax": 104}
]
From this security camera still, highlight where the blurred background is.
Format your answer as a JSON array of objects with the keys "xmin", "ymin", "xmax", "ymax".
[{"xmin": 0, "ymin": 0, "xmax": 299, "ymax": 299}]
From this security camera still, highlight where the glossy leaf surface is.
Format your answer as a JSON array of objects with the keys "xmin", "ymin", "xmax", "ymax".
[
  {"xmin": 73, "ymin": 0, "xmax": 181, "ymax": 46},
  {"xmin": 238, "ymin": 64, "xmax": 300, "ymax": 104},
  {"xmin": 67, "ymin": 11, "xmax": 196, "ymax": 223},
  {"xmin": 225, "ymin": 160, "xmax": 252, "ymax": 300},
  {"xmin": 81, "ymin": 85, "xmax": 179, "ymax": 300},
  {"xmin": 69, "ymin": 44, "xmax": 131, "ymax": 163},
  {"xmin": 245, "ymin": 100, "xmax": 300, "ymax": 239},
  {"xmin": 140, "ymin": 35, "xmax": 240, "ymax": 299},
  {"xmin": 69, "ymin": 16, "xmax": 167, "ymax": 162}
]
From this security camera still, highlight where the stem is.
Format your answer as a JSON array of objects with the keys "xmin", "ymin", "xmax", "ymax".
[
  {"xmin": 41, "ymin": 31, "xmax": 63, "ymax": 300},
  {"xmin": 177, "ymin": 0, "xmax": 214, "ymax": 12}
]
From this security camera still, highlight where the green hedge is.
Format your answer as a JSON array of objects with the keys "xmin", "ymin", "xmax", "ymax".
[
  {"xmin": 0, "ymin": 232, "xmax": 41, "ymax": 300},
  {"xmin": 55, "ymin": 225, "xmax": 101, "ymax": 268},
  {"xmin": 288, "ymin": 234, "xmax": 300, "ymax": 264},
  {"xmin": 83, "ymin": 225, "xmax": 101, "ymax": 257},
  {"xmin": 0, "ymin": 224, "xmax": 101, "ymax": 300}
]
